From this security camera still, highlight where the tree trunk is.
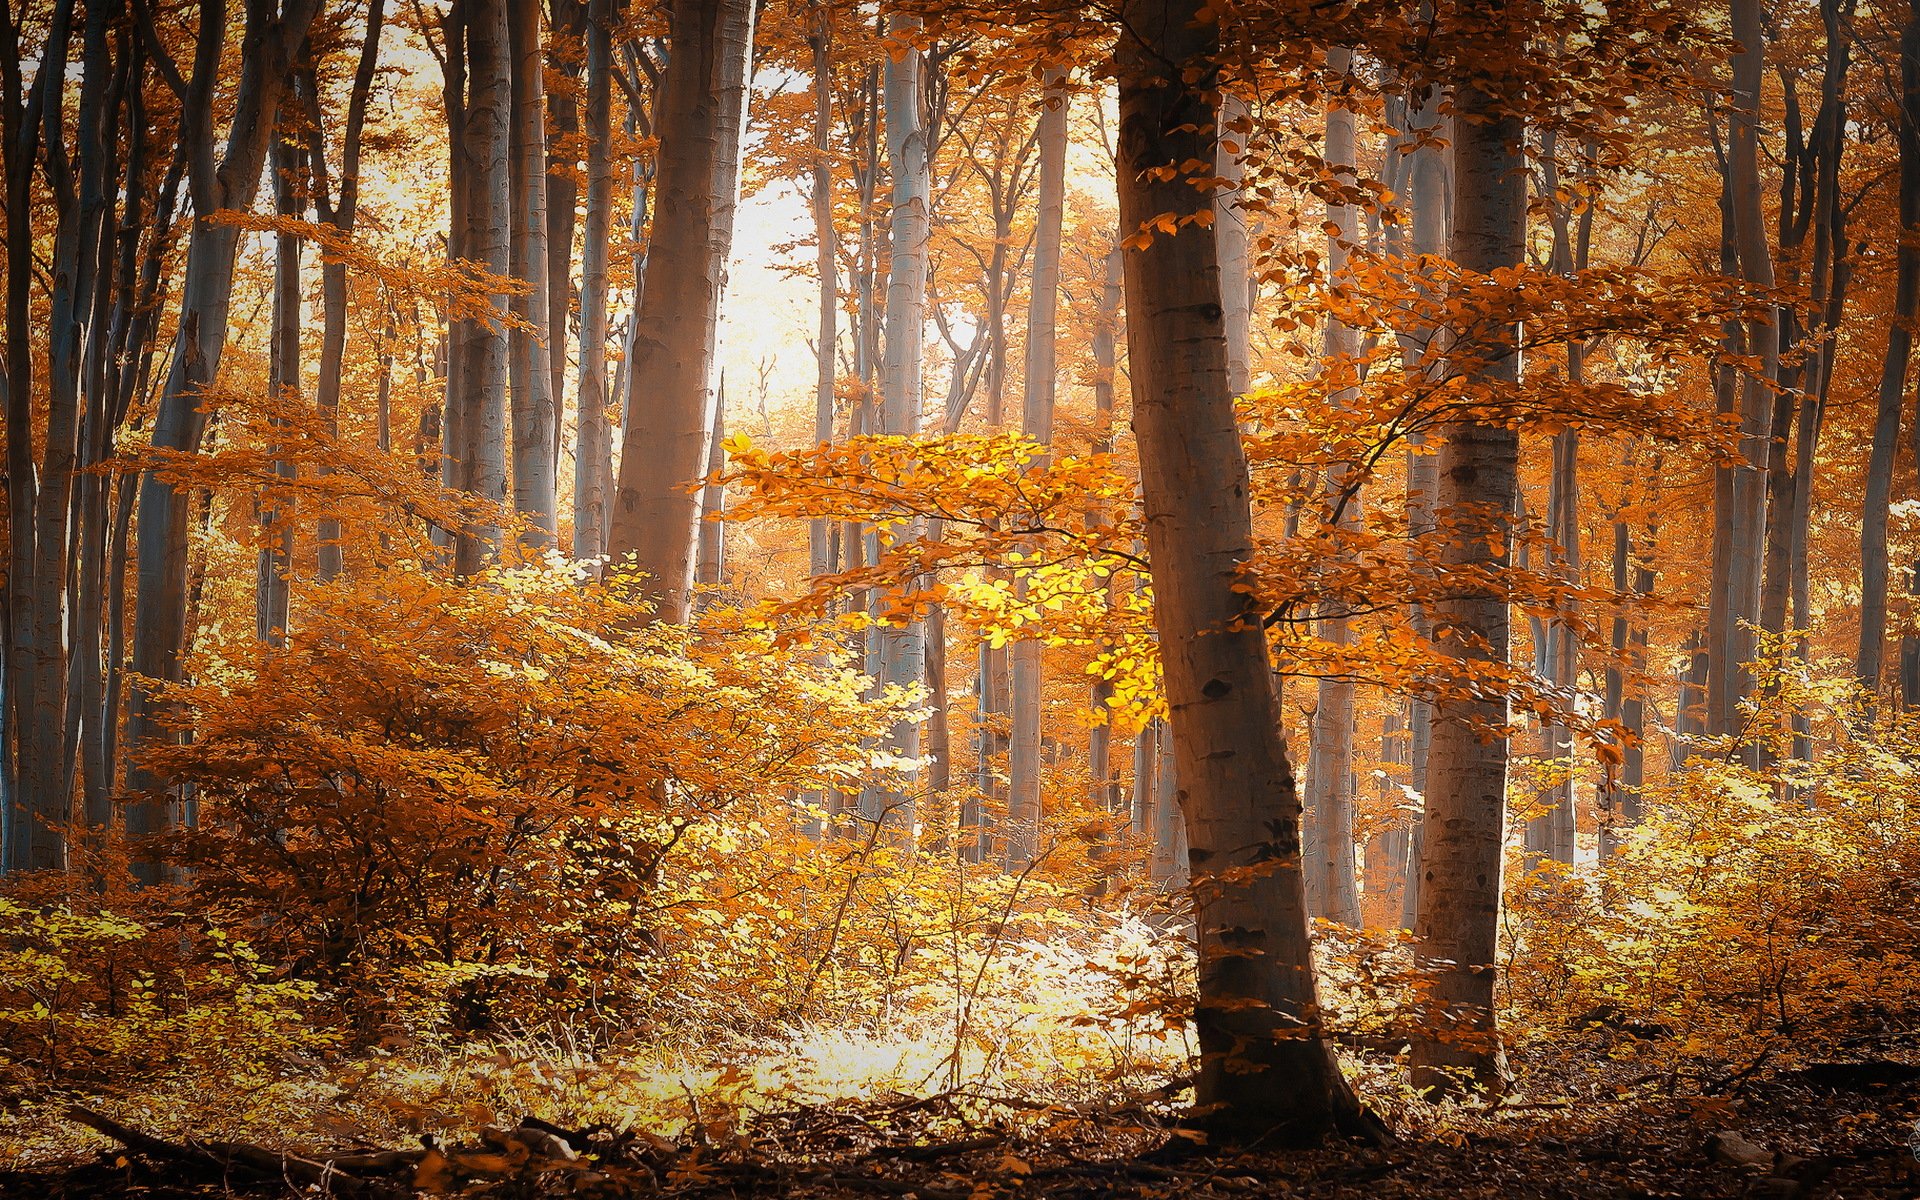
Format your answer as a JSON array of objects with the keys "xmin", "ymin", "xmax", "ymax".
[
  {"xmin": 1408, "ymin": 77, "xmax": 1524, "ymax": 1093},
  {"xmin": 571, "ymin": 0, "xmax": 615, "ymax": 560},
  {"xmin": 1007, "ymin": 69, "xmax": 1067, "ymax": 867},
  {"xmin": 858, "ymin": 12, "xmax": 929, "ymax": 832},
  {"xmin": 1116, "ymin": 0, "xmax": 1372, "ymax": 1142},
  {"xmin": 1860, "ymin": 10, "xmax": 1920, "ymax": 697},
  {"xmin": 256, "ymin": 121, "xmax": 299, "ymax": 646},
  {"xmin": 607, "ymin": 0, "xmax": 755, "ymax": 624},
  {"xmin": 809, "ymin": 12, "xmax": 836, "ymax": 582},
  {"xmin": 1707, "ymin": 0, "xmax": 1780, "ymax": 751},
  {"xmin": 507, "ymin": 0, "xmax": 557, "ymax": 544},
  {"xmin": 125, "ymin": 0, "xmax": 323, "ymax": 856}
]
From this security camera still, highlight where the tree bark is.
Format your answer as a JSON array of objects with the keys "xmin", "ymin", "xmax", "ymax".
[
  {"xmin": 571, "ymin": 0, "xmax": 615, "ymax": 560},
  {"xmin": 858, "ymin": 12, "xmax": 929, "ymax": 832},
  {"xmin": 1408, "ymin": 78, "xmax": 1524, "ymax": 1093},
  {"xmin": 1007, "ymin": 69, "xmax": 1067, "ymax": 867},
  {"xmin": 507, "ymin": 0, "xmax": 557, "ymax": 544},
  {"xmin": 1116, "ymin": 0, "xmax": 1372, "ymax": 1142},
  {"xmin": 125, "ymin": 0, "xmax": 323, "ymax": 857},
  {"xmin": 1860, "ymin": 10, "xmax": 1920, "ymax": 697},
  {"xmin": 607, "ymin": 0, "xmax": 755, "ymax": 624}
]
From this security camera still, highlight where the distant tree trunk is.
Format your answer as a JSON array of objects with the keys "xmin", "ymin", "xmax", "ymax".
[
  {"xmin": 809, "ymin": 11, "xmax": 836, "ymax": 582},
  {"xmin": 256, "ymin": 121, "xmax": 299, "ymax": 646},
  {"xmin": 1007, "ymin": 70, "xmax": 1067, "ymax": 867},
  {"xmin": 1116, "ymin": 0, "xmax": 1373, "ymax": 1142},
  {"xmin": 859, "ymin": 11, "xmax": 928, "ymax": 831},
  {"xmin": 125, "ymin": 0, "xmax": 323, "ymax": 857},
  {"xmin": 1395, "ymin": 73, "xmax": 1449, "ymax": 933},
  {"xmin": 507, "ymin": 0, "xmax": 557, "ymax": 544},
  {"xmin": 1305, "ymin": 50, "xmax": 1363, "ymax": 927},
  {"xmin": 1528, "ymin": 133, "xmax": 1589, "ymax": 867},
  {"xmin": 1408, "ymin": 69, "xmax": 1524, "ymax": 1093},
  {"xmin": 607, "ymin": 0, "xmax": 755, "ymax": 623},
  {"xmin": 1707, "ymin": 0, "xmax": 1780, "ymax": 752},
  {"xmin": 546, "ymin": 0, "xmax": 586, "ymax": 421},
  {"xmin": 301, "ymin": 3, "xmax": 384, "ymax": 583},
  {"xmin": 440, "ymin": 0, "xmax": 514, "ymax": 578},
  {"xmin": 1088, "ymin": 244, "xmax": 1124, "ymax": 818},
  {"xmin": 1599, "ymin": 478, "xmax": 1654, "ymax": 858},
  {"xmin": 1860, "ymin": 9, "xmax": 1920, "ymax": 697},
  {"xmin": 693, "ymin": 389, "xmax": 726, "ymax": 603},
  {"xmin": 571, "ymin": 0, "xmax": 615, "ymax": 560}
]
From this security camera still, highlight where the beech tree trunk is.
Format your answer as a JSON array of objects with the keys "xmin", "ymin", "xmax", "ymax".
[
  {"xmin": 858, "ymin": 12, "xmax": 928, "ymax": 831},
  {"xmin": 1007, "ymin": 70, "xmax": 1067, "ymax": 867},
  {"xmin": 571, "ymin": 0, "xmax": 614, "ymax": 560},
  {"xmin": 809, "ymin": 12, "xmax": 837, "ymax": 582},
  {"xmin": 440, "ymin": 0, "xmax": 514, "ymax": 578},
  {"xmin": 507, "ymin": 0, "xmax": 556, "ymax": 544},
  {"xmin": 1860, "ymin": 10, "xmax": 1920, "ymax": 697},
  {"xmin": 1408, "ymin": 76, "xmax": 1524, "ymax": 1093},
  {"xmin": 1116, "ymin": 0, "xmax": 1372, "ymax": 1142},
  {"xmin": 256, "ymin": 122, "xmax": 299, "ymax": 646},
  {"xmin": 125, "ymin": 0, "xmax": 323, "ymax": 857},
  {"xmin": 1305, "ymin": 50, "xmax": 1362, "ymax": 927},
  {"xmin": 607, "ymin": 0, "xmax": 754, "ymax": 623},
  {"xmin": 1707, "ymin": 0, "xmax": 1780, "ymax": 750}
]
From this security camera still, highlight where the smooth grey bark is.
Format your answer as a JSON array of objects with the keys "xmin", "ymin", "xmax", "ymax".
[
  {"xmin": 507, "ymin": 0, "xmax": 557, "ymax": 544},
  {"xmin": 1707, "ymin": 0, "xmax": 1780, "ymax": 751},
  {"xmin": 694, "ymin": 390, "xmax": 726, "ymax": 603},
  {"xmin": 546, "ymin": 0, "xmax": 585, "ymax": 426},
  {"xmin": 1305, "ymin": 50, "xmax": 1362, "ymax": 927},
  {"xmin": 571, "ymin": 0, "xmax": 615, "ymax": 560},
  {"xmin": 300, "ymin": 2, "xmax": 384, "ymax": 583},
  {"xmin": 1408, "ymin": 78, "xmax": 1524, "ymax": 1093},
  {"xmin": 256, "ymin": 121, "xmax": 299, "ymax": 646},
  {"xmin": 444, "ymin": 0, "xmax": 513, "ymax": 577},
  {"xmin": 1007, "ymin": 70, "xmax": 1068, "ymax": 868},
  {"xmin": 808, "ymin": 11, "xmax": 837, "ymax": 582},
  {"xmin": 1116, "ymin": 0, "xmax": 1373, "ymax": 1142},
  {"xmin": 608, "ymin": 0, "xmax": 755, "ymax": 623},
  {"xmin": 1088, "ymin": 244, "xmax": 1124, "ymax": 818},
  {"xmin": 1860, "ymin": 10, "xmax": 1920, "ymax": 697},
  {"xmin": 858, "ymin": 11, "xmax": 928, "ymax": 831},
  {"xmin": 125, "ymin": 0, "xmax": 324, "ymax": 857}
]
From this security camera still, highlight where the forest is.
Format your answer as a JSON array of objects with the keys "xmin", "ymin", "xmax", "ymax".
[{"xmin": 1, "ymin": 0, "xmax": 1918, "ymax": 1195}]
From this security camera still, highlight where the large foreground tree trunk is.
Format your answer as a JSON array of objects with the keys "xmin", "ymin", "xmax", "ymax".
[
  {"xmin": 1115, "ymin": 0, "xmax": 1373, "ymax": 1143},
  {"xmin": 606, "ymin": 0, "xmax": 755, "ymax": 623}
]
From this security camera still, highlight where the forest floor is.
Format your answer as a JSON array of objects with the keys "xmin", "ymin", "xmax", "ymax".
[{"xmin": 3, "ymin": 1045, "xmax": 1917, "ymax": 1199}]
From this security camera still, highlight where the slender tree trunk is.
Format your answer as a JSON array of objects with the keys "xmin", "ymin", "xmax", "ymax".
[
  {"xmin": 547, "ymin": 0, "xmax": 585, "ymax": 422},
  {"xmin": 607, "ymin": 0, "xmax": 755, "ymax": 623},
  {"xmin": 1116, "ymin": 0, "xmax": 1373, "ymax": 1141},
  {"xmin": 1861, "ymin": 11, "xmax": 1920, "ymax": 696},
  {"xmin": 1007, "ymin": 70, "xmax": 1067, "ymax": 867},
  {"xmin": 256, "ymin": 122, "xmax": 299, "ymax": 645},
  {"xmin": 1408, "ymin": 74, "xmax": 1524, "ymax": 1093},
  {"xmin": 809, "ymin": 13, "xmax": 836, "ymax": 581},
  {"xmin": 507, "ymin": 0, "xmax": 557, "ymax": 543},
  {"xmin": 125, "ymin": 0, "xmax": 323, "ymax": 856},
  {"xmin": 858, "ymin": 11, "xmax": 928, "ymax": 831},
  {"xmin": 1708, "ymin": 0, "xmax": 1780, "ymax": 752},
  {"xmin": 572, "ymin": 0, "xmax": 615, "ymax": 559},
  {"xmin": 693, "ymin": 390, "xmax": 726, "ymax": 603}
]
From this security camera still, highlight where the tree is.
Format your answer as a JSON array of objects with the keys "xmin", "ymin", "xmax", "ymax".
[
  {"xmin": 125, "ymin": 0, "xmax": 325, "ymax": 857},
  {"xmin": 607, "ymin": 0, "xmax": 756, "ymax": 624},
  {"xmin": 1859, "ymin": 6, "xmax": 1919, "ymax": 697},
  {"xmin": 1007, "ymin": 69, "xmax": 1067, "ymax": 867},
  {"xmin": 1408, "ymin": 43, "xmax": 1526, "ymax": 1094},
  {"xmin": 1114, "ymin": 0, "xmax": 1373, "ymax": 1142},
  {"xmin": 858, "ymin": 10, "xmax": 929, "ymax": 830}
]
